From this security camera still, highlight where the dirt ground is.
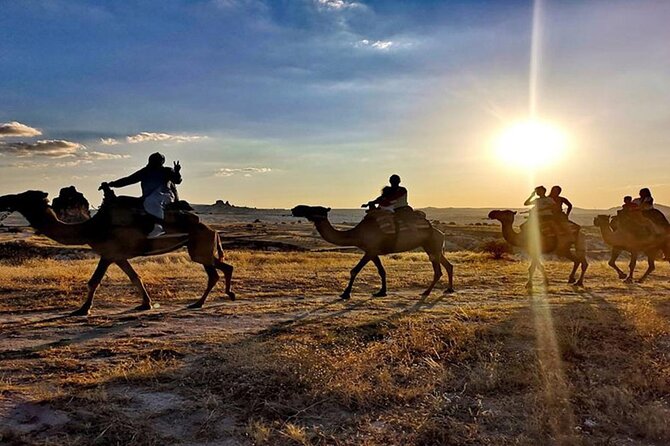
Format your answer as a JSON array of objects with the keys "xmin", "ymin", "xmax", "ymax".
[{"xmin": 1, "ymin": 243, "xmax": 669, "ymax": 445}]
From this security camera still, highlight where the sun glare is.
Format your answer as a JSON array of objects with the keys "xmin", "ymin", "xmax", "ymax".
[{"xmin": 494, "ymin": 119, "xmax": 567, "ymax": 169}]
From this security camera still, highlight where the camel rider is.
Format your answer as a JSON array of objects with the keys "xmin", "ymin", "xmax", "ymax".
[
  {"xmin": 523, "ymin": 185, "xmax": 569, "ymax": 242},
  {"xmin": 549, "ymin": 185, "xmax": 577, "ymax": 235},
  {"xmin": 363, "ymin": 174, "xmax": 409, "ymax": 212},
  {"xmin": 633, "ymin": 187, "xmax": 654, "ymax": 211},
  {"xmin": 524, "ymin": 186, "xmax": 555, "ymax": 223},
  {"xmin": 631, "ymin": 187, "xmax": 664, "ymax": 236},
  {"xmin": 101, "ymin": 152, "xmax": 182, "ymax": 238}
]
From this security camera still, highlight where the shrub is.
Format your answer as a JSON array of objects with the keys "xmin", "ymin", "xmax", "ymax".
[{"xmin": 481, "ymin": 239, "xmax": 512, "ymax": 259}]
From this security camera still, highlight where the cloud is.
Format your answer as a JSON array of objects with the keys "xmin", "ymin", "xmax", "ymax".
[
  {"xmin": 100, "ymin": 137, "xmax": 120, "ymax": 145},
  {"xmin": 356, "ymin": 39, "xmax": 394, "ymax": 50},
  {"xmin": 0, "ymin": 140, "xmax": 85, "ymax": 158},
  {"xmin": 215, "ymin": 167, "xmax": 272, "ymax": 177},
  {"xmin": 0, "ymin": 121, "xmax": 42, "ymax": 138},
  {"xmin": 126, "ymin": 132, "xmax": 206, "ymax": 144},
  {"xmin": 315, "ymin": 0, "xmax": 363, "ymax": 10},
  {"xmin": 0, "ymin": 140, "xmax": 129, "ymax": 162}
]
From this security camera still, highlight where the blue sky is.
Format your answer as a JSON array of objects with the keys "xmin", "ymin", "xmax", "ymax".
[{"xmin": 1, "ymin": 0, "xmax": 669, "ymax": 208}]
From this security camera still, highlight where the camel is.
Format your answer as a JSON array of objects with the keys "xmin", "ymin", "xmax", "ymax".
[
  {"xmin": 0, "ymin": 189, "xmax": 235, "ymax": 315},
  {"xmin": 593, "ymin": 214, "xmax": 669, "ymax": 283},
  {"xmin": 488, "ymin": 210, "xmax": 588, "ymax": 288},
  {"xmin": 291, "ymin": 205, "xmax": 454, "ymax": 299}
]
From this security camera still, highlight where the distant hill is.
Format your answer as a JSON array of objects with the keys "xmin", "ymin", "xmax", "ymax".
[{"xmin": 189, "ymin": 202, "xmax": 670, "ymax": 226}]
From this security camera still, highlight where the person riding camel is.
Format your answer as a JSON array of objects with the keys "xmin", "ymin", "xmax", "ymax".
[
  {"xmin": 363, "ymin": 174, "xmax": 410, "ymax": 212},
  {"xmin": 549, "ymin": 185, "xmax": 577, "ymax": 235},
  {"xmin": 522, "ymin": 185, "xmax": 571, "ymax": 248},
  {"xmin": 101, "ymin": 152, "xmax": 182, "ymax": 238},
  {"xmin": 524, "ymin": 186, "xmax": 555, "ymax": 225},
  {"xmin": 629, "ymin": 188, "xmax": 664, "ymax": 237}
]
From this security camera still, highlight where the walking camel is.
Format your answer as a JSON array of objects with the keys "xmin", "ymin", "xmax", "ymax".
[
  {"xmin": 488, "ymin": 210, "xmax": 588, "ymax": 287},
  {"xmin": 291, "ymin": 205, "xmax": 454, "ymax": 299},
  {"xmin": 593, "ymin": 215, "xmax": 669, "ymax": 283},
  {"xmin": 0, "ymin": 189, "xmax": 235, "ymax": 315}
]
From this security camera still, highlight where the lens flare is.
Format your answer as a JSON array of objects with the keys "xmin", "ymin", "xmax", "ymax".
[{"xmin": 494, "ymin": 119, "xmax": 567, "ymax": 169}]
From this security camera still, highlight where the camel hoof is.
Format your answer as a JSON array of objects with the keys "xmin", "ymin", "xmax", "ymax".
[
  {"xmin": 623, "ymin": 277, "xmax": 633, "ymax": 284},
  {"xmin": 420, "ymin": 291, "xmax": 432, "ymax": 297},
  {"xmin": 618, "ymin": 273, "xmax": 627, "ymax": 280},
  {"xmin": 444, "ymin": 288, "xmax": 455, "ymax": 294},
  {"xmin": 188, "ymin": 302, "xmax": 203, "ymax": 309},
  {"xmin": 135, "ymin": 304, "xmax": 152, "ymax": 311},
  {"xmin": 70, "ymin": 308, "xmax": 90, "ymax": 317},
  {"xmin": 226, "ymin": 292, "xmax": 236, "ymax": 301},
  {"xmin": 567, "ymin": 277, "xmax": 576, "ymax": 284},
  {"xmin": 339, "ymin": 293, "xmax": 351, "ymax": 300},
  {"xmin": 372, "ymin": 290, "xmax": 387, "ymax": 297},
  {"xmin": 636, "ymin": 279, "xmax": 646, "ymax": 284},
  {"xmin": 575, "ymin": 280, "xmax": 584, "ymax": 287}
]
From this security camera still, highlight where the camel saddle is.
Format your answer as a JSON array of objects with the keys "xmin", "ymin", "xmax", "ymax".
[
  {"xmin": 97, "ymin": 191, "xmax": 199, "ymax": 234},
  {"xmin": 365, "ymin": 207, "xmax": 431, "ymax": 235}
]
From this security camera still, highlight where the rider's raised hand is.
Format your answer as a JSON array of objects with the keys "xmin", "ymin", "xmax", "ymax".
[
  {"xmin": 174, "ymin": 161, "xmax": 181, "ymax": 173},
  {"xmin": 98, "ymin": 182, "xmax": 109, "ymax": 191}
]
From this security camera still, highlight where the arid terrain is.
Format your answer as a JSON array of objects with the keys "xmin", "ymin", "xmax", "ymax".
[{"xmin": 1, "ymin": 213, "xmax": 669, "ymax": 445}]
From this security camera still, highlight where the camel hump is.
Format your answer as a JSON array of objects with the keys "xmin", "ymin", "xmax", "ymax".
[
  {"xmin": 615, "ymin": 209, "xmax": 667, "ymax": 240},
  {"xmin": 365, "ymin": 207, "xmax": 431, "ymax": 235},
  {"xmin": 52, "ymin": 186, "xmax": 91, "ymax": 223}
]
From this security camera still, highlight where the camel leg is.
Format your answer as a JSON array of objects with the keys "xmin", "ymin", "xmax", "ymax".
[
  {"xmin": 71, "ymin": 258, "xmax": 111, "ymax": 316},
  {"xmin": 567, "ymin": 259, "xmax": 579, "ymax": 284},
  {"xmin": 189, "ymin": 265, "xmax": 219, "ymax": 309},
  {"xmin": 526, "ymin": 258, "xmax": 538, "ymax": 289},
  {"xmin": 341, "ymin": 254, "xmax": 372, "ymax": 300},
  {"xmin": 537, "ymin": 261, "xmax": 549, "ymax": 286},
  {"xmin": 116, "ymin": 260, "xmax": 152, "ymax": 311},
  {"xmin": 371, "ymin": 256, "xmax": 387, "ymax": 297},
  {"xmin": 215, "ymin": 260, "xmax": 235, "ymax": 300},
  {"xmin": 573, "ymin": 256, "xmax": 588, "ymax": 286},
  {"xmin": 607, "ymin": 248, "xmax": 627, "ymax": 279},
  {"xmin": 624, "ymin": 252, "xmax": 638, "ymax": 283},
  {"xmin": 422, "ymin": 260, "xmax": 443, "ymax": 297},
  {"xmin": 440, "ymin": 255, "xmax": 455, "ymax": 293},
  {"xmin": 637, "ymin": 255, "xmax": 656, "ymax": 283}
]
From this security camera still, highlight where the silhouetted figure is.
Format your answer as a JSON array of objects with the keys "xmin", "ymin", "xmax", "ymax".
[
  {"xmin": 524, "ymin": 186, "xmax": 555, "ymax": 222},
  {"xmin": 549, "ymin": 185, "xmax": 573, "ymax": 217},
  {"xmin": 52, "ymin": 186, "xmax": 90, "ymax": 223},
  {"xmin": 101, "ymin": 152, "xmax": 181, "ymax": 238},
  {"xmin": 622, "ymin": 195, "xmax": 638, "ymax": 212},
  {"xmin": 363, "ymin": 174, "xmax": 410, "ymax": 212},
  {"xmin": 633, "ymin": 187, "xmax": 654, "ymax": 210}
]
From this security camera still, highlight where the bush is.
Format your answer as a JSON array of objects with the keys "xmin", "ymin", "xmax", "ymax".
[{"xmin": 481, "ymin": 239, "xmax": 512, "ymax": 259}]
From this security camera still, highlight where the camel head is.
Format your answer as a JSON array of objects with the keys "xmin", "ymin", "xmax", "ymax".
[
  {"xmin": 593, "ymin": 215, "xmax": 611, "ymax": 227},
  {"xmin": 291, "ymin": 205, "xmax": 331, "ymax": 221},
  {"xmin": 488, "ymin": 210, "xmax": 516, "ymax": 223},
  {"xmin": 0, "ymin": 191, "xmax": 50, "ymax": 215}
]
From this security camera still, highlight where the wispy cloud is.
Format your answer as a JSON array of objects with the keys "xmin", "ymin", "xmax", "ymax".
[
  {"xmin": 99, "ymin": 137, "xmax": 120, "ymax": 145},
  {"xmin": 356, "ymin": 39, "xmax": 394, "ymax": 51},
  {"xmin": 0, "ymin": 121, "xmax": 42, "ymax": 138},
  {"xmin": 0, "ymin": 140, "xmax": 129, "ymax": 161},
  {"xmin": 216, "ymin": 167, "xmax": 272, "ymax": 177},
  {"xmin": 102, "ymin": 132, "xmax": 207, "ymax": 145},
  {"xmin": 315, "ymin": 0, "xmax": 364, "ymax": 11}
]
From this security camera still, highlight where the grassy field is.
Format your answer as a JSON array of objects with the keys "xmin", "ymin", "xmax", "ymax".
[{"xmin": 1, "ymin": 246, "xmax": 670, "ymax": 445}]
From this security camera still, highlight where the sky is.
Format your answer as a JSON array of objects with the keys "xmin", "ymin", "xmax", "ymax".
[{"xmin": 1, "ymin": 0, "xmax": 669, "ymax": 209}]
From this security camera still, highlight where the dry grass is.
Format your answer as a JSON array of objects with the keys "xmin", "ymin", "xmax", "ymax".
[{"xmin": 1, "ymin": 244, "xmax": 670, "ymax": 445}]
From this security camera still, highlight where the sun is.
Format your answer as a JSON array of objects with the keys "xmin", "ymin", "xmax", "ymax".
[{"xmin": 494, "ymin": 119, "xmax": 568, "ymax": 169}]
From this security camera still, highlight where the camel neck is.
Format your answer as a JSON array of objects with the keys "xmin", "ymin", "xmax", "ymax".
[
  {"xmin": 596, "ymin": 222, "xmax": 617, "ymax": 246},
  {"xmin": 499, "ymin": 220, "xmax": 523, "ymax": 247},
  {"xmin": 22, "ymin": 207, "xmax": 89, "ymax": 246},
  {"xmin": 313, "ymin": 218, "xmax": 356, "ymax": 247}
]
